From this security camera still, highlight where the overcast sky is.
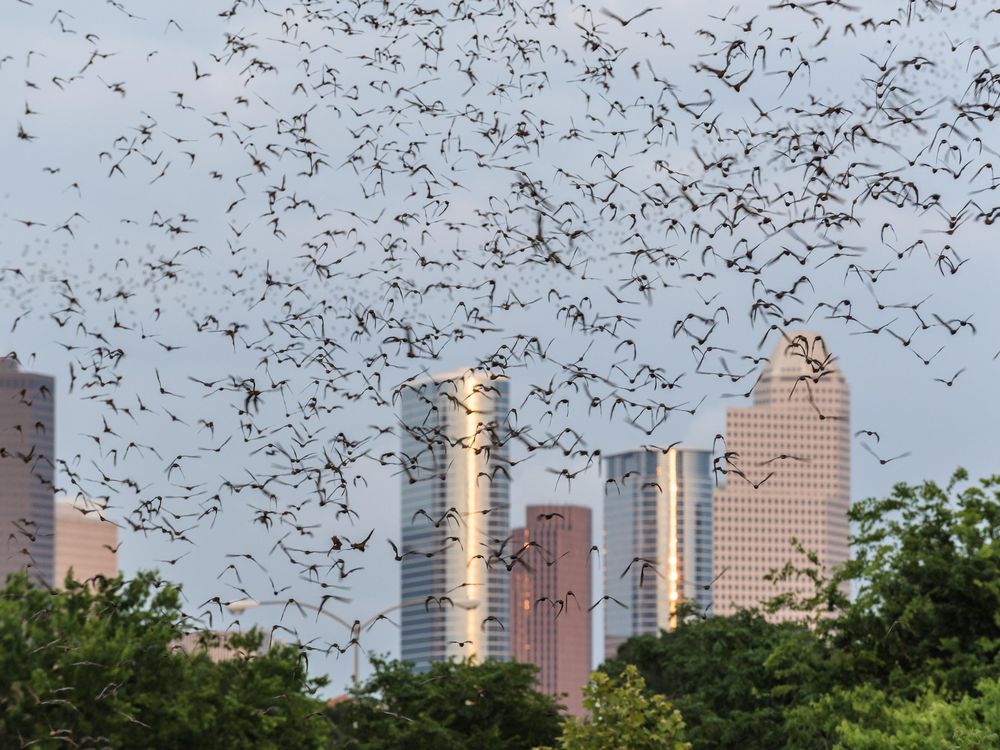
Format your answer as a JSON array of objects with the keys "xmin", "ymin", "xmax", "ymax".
[{"xmin": 2, "ymin": 0, "xmax": 998, "ymax": 694}]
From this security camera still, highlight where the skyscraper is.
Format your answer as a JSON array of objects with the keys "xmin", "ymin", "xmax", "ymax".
[
  {"xmin": 54, "ymin": 496, "xmax": 118, "ymax": 586},
  {"xmin": 0, "ymin": 357, "xmax": 55, "ymax": 585},
  {"xmin": 510, "ymin": 504, "xmax": 592, "ymax": 716},
  {"xmin": 712, "ymin": 330, "xmax": 850, "ymax": 622},
  {"xmin": 603, "ymin": 447, "xmax": 713, "ymax": 659},
  {"xmin": 399, "ymin": 369, "xmax": 510, "ymax": 668}
]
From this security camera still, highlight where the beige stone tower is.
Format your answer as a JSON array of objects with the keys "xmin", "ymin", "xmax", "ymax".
[
  {"xmin": 712, "ymin": 331, "xmax": 850, "ymax": 621},
  {"xmin": 54, "ymin": 496, "xmax": 118, "ymax": 586}
]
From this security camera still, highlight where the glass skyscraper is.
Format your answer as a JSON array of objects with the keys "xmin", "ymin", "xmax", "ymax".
[
  {"xmin": 399, "ymin": 369, "xmax": 510, "ymax": 668},
  {"xmin": 603, "ymin": 447, "xmax": 713, "ymax": 658}
]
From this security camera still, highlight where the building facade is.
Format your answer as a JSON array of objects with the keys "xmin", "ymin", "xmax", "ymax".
[
  {"xmin": 510, "ymin": 504, "xmax": 592, "ymax": 716},
  {"xmin": 0, "ymin": 358, "xmax": 55, "ymax": 585},
  {"xmin": 54, "ymin": 496, "xmax": 118, "ymax": 586},
  {"xmin": 603, "ymin": 447, "xmax": 713, "ymax": 659},
  {"xmin": 399, "ymin": 369, "xmax": 510, "ymax": 668},
  {"xmin": 173, "ymin": 631, "xmax": 258, "ymax": 662},
  {"xmin": 712, "ymin": 330, "xmax": 850, "ymax": 622}
]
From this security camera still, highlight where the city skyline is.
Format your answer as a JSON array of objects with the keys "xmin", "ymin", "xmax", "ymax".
[{"xmin": 0, "ymin": 344, "xmax": 858, "ymax": 695}]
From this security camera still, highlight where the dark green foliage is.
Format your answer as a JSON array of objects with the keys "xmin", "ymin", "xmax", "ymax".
[
  {"xmin": 539, "ymin": 665, "xmax": 690, "ymax": 750},
  {"xmin": 825, "ymin": 468, "xmax": 1000, "ymax": 697},
  {"xmin": 326, "ymin": 655, "xmax": 563, "ymax": 750},
  {"xmin": 607, "ymin": 469, "xmax": 1000, "ymax": 750},
  {"xmin": 785, "ymin": 678, "xmax": 1000, "ymax": 750},
  {"xmin": 605, "ymin": 609, "xmax": 801, "ymax": 749},
  {"xmin": 0, "ymin": 571, "xmax": 330, "ymax": 749}
]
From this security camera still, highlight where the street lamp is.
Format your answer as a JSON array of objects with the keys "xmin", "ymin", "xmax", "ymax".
[{"xmin": 226, "ymin": 597, "xmax": 480, "ymax": 684}]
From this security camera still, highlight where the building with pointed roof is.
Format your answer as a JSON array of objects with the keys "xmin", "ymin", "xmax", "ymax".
[{"xmin": 711, "ymin": 331, "xmax": 850, "ymax": 621}]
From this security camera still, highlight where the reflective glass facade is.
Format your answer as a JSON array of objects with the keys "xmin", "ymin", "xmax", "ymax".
[
  {"xmin": 399, "ymin": 370, "xmax": 510, "ymax": 668},
  {"xmin": 603, "ymin": 447, "xmax": 712, "ymax": 658}
]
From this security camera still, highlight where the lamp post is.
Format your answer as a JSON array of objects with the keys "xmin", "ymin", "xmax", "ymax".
[{"xmin": 226, "ymin": 597, "xmax": 480, "ymax": 684}]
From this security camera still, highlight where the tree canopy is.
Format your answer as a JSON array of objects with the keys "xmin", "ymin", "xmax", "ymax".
[
  {"xmin": 326, "ymin": 655, "xmax": 563, "ymax": 750},
  {"xmin": 0, "ymin": 571, "xmax": 330, "ymax": 749},
  {"xmin": 538, "ymin": 665, "xmax": 690, "ymax": 750},
  {"xmin": 607, "ymin": 468, "xmax": 1000, "ymax": 750},
  {"xmin": 788, "ymin": 678, "xmax": 1000, "ymax": 750},
  {"xmin": 605, "ymin": 609, "xmax": 797, "ymax": 749}
]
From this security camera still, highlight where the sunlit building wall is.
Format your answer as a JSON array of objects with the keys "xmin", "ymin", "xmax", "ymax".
[
  {"xmin": 712, "ymin": 331, "xmax": 850, "ymax": 622},
  {"xmin": 54, "ymin": 496, "xmax": 118, "ymax": 586},
  {"xmin": 510, "ymin": 504, "xmax": 592, "ymax": 716},
  {"xmin": 399, "ymin": 370, "xmax": 510, "ymax": 668},
  {"xmin": 0, "ymin": 358, "xmax": 55, "ymax": 585},
  {"xmin": 603, "ymin": 447, "xmax": 713, "ymax": 659}
]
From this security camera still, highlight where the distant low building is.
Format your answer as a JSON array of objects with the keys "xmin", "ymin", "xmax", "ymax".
[
  {"xmin": 172, "ymin": 630, "xmax": 258, "ymax": 663},
  {"xmin": 54, "ymin": 496, "xmax": 117, "ymax": 586},
  {"xmin": 326, "ymin": 694, "xmax": 352, "ymax": 709}
]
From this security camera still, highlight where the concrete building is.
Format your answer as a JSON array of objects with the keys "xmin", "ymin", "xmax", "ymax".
[
  {"xmin": 54, "ymin": 496, "xmax": 118, "ymax": 586},
  {"xmin": 399, "ymin": 369, "xmax": 510, "ymax": 668},
  {"xmin": 510, "ymin": 504, "xmax": 592, "ymax": 716},
  {"xmin": 0, "ymin": 357, "xmax": 55, "ymax": 585},
  {"xmin": 603, "ymin": 447, "xmax": 713, "ymax": 659},
  {"xmin": 712, "ymin": 330, "xmax": 850, "ymax": 622},
  {"xmin": 173, "ymin": 630, "xmax": 257, "ymax": 662}
]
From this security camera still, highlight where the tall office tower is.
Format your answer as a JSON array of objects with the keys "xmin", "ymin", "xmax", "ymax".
[
  {"xmin": 0, "ymin": 357, "xmax": 55, "ymax": 585},
  {"xmin": 54, "ymin": 496, "xmax": 118, "ymax": 586},
  {"xmin": 603, "ymin": 447, "xmax": 713, "ymax": 659},
  {"xmin": 399, "ymin": 369, "xmax": 510, "ymax": 669},
  {"xmin": 510, "ymin": 504, "xmax": 592, "ymax": 716},
  {"xmin": 712, "ymin": 330, "xmax": 850, "ymax": 622}
]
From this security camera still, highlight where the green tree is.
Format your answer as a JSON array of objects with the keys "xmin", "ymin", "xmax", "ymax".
[
  {"xmin": 839, "ymin": 469, "xmax": 1000, "ymax": 696},
  {"xmin": 607, "ymin": 469, "xmax": 1000, "ymax": 749},
  {"xmin": 538, "ymin": 664, "xmax": 689, "ymax": 750},
  {"xmin": 786, "ymin": 678, "xmax": 1000, "ymax": 750},
  {"xmin": 604, "ymin": 609, "xmax": 805, "ymax": 749},
  {"xmin": 767, "ymin": 468, "xmax": 1000, "ymax": 699},
  {"xmin": 0, "ymin": 570, "xmax": 330, "ymax": 749},
  {"xmin": 327, "ymin": 656, "xmax": 562, "ymax": 750}
]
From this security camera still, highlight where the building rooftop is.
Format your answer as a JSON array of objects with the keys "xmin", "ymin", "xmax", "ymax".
[
  {"xmin": 761, "ymin": 330, "xmax": 840, "ymax": 380},
  {"xmin": 56, "ymin": 495, "xmax": 111, "ymax": 522}
]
